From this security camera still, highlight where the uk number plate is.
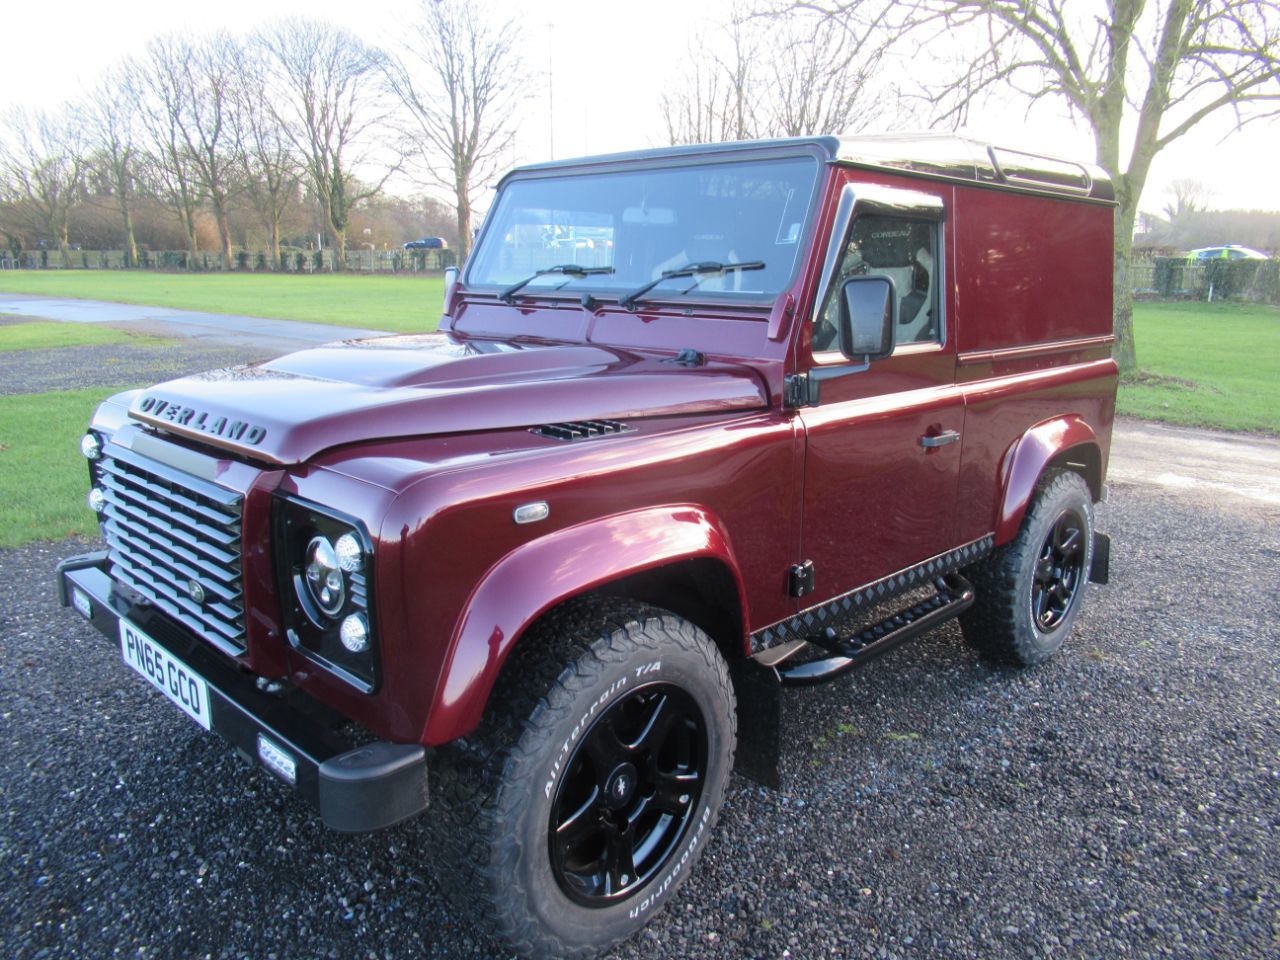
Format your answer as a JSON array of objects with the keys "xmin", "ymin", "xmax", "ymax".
[{"xmin": 119, "ymin": 619, "xmax": 212, "ymax": 730}]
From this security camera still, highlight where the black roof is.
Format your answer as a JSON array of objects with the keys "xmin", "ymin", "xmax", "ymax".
[{"xmin": 509, "ymin": 132, "xmax": 1115, "ymax": 204}]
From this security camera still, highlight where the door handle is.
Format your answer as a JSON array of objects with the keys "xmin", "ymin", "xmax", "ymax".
[{"xmin": 920, "ymin": 429, "xmax": 961, "ymax": 448}]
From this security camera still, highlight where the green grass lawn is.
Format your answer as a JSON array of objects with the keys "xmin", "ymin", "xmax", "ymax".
[
  {"xmin": 0, "ymin": 386, "xmax": 130, "ymax": 547},
  {"xmin": 1120, "ymin": 301, "xmax": 1280, "ymax": 434},
  {"xmin": 0, "ymin": 272, "xmax": 444, "ymax": 333},
  {"xmin": 0, "ymin": 320, "xmax": 141, "ymax": 352}
]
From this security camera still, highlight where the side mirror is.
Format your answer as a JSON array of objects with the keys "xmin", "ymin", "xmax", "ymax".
[
  {"xmin": 838, "ymin": 276, "xmax": 896, "ymax": 361},
  {"xmin": 443, "ymin": 265, "xmax": 459, "ymax": 297}
]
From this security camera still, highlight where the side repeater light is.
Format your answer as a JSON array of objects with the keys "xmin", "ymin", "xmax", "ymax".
[{"xmin": 513, "ymin": 501, "xmax": 550, "ymax": 525}]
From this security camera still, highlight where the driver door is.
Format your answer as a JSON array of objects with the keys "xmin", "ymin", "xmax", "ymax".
[{"xmin": 795, "ymin": 183, "xmax": 965, "ymax": 607}]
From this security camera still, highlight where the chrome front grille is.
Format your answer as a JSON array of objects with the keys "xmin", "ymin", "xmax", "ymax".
[{"xmin": 96, "ymin": 444, "xmax": 246, "ymax": 655}]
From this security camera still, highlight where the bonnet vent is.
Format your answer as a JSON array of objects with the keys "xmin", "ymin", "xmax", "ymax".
[{"xmin": 533, "ymin": 419, "xmax": 633, "ymax": 441}]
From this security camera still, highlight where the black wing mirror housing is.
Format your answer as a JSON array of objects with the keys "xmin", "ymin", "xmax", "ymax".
[{"xmin": 838, "ymin": 276, "xmax": 896, "ymax": 361}]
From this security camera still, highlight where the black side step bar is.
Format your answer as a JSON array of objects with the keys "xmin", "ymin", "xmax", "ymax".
[{"xmin": 776, "ymin": 573, "xmax": 975, "ymax": 687}]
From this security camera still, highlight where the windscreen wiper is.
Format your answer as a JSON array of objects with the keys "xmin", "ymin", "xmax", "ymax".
[
  {"xmin": 499, "ymin": 264, "xmax": 614, "ymax": 303},
  {"xmin": 617, "ymin": 260, "xmax": 765, "ymax": 311}
]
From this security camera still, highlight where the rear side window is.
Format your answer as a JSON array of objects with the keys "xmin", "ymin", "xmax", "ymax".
[{"xmin": 815, "ymin": 215, "xmax": 941, "ymax": 352}]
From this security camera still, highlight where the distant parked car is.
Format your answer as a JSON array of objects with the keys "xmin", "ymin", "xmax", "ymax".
[
  {"xmin": 1185, "ymin": 244, "xmax": 1270, "ymax": 262},
  {"xmin": 403, "ymin": 237, "xmax": 448, "ymax": 250}
]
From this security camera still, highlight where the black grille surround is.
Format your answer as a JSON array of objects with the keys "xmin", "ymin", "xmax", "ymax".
[
  {"xmin": 533, "ymin": 419, "xmax": 632, "ymax": 441},
  {"xmin": 95, "ymin": 443, "xmax": 246, "ymax": 656}
]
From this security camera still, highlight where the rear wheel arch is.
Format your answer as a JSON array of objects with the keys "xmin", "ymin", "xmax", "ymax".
[
  {"xmin": 1046, "ymin": 441, "xmax": 1103, "ymax": 502},
  {"xmin": 996, "ymin": 416, "xmax": 1104, "ymax": 545}
]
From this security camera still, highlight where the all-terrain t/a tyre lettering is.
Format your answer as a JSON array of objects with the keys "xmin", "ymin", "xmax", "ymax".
[{"xmin": 424, "ymin": 599, "xmax": 736, "ymax": 958}]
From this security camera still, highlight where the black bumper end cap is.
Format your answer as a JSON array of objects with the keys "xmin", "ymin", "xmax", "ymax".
[
  {"xmin": 55, "ymin": 551, "xmax": 110, "ymax": 606},
  {"xmin": 319, "ymin": 741, "xmax": 428, "ymax": 833},
  {"xmin": 1089, "ymin": 532, "xmax": 1111, "ymax": 585}
]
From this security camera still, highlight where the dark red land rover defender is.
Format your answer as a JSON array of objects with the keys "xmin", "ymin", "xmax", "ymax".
[{"xmin": 59, "ymin": 133, "xmax": 1116, "ymax": 958}]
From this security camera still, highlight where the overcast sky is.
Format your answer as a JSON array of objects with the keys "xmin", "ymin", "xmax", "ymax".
[{"xmin": 3, "ymin": 0, "xmax": 1278, "ymax": 216}]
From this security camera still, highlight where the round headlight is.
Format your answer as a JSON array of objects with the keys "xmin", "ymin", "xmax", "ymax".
[
  {"xmin": 340, "ymin": 613, "xmax": 369, "ymax": 653},
  {"xmin": 87, "ymin": 488, "xmax": 106, "ymax": 514},
  {"xmin": 80, "ymin": 433, "xmax": 102, "ymax": 461},
  {"xmin": 334, "ymin": 533, "xmax": 363, "ymax": 573},
  {"xmin": 303, "ymin": 536, "xmax": 345, "ymax": 618}
]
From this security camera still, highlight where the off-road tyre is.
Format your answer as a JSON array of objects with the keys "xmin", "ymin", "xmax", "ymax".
[
  {"xmin": 961, "ymin": 469, "xmax": 1095, "ymax": 665},
  {"xmin": 423, "ymin": 597, "xmax": 737, "ymax": 959}
]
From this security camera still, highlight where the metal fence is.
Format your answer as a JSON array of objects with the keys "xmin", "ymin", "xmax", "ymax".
[
  {"xmin": 1130, "ymin": 257, "xmax": 1279, "ymax": 304},
  {"xmin": 0, "ymin": 247, "xmax": 456, "ymax": 273},
  {"xmin": 4, "ymin": 247, "xmax": 1277, "ymax": 305}
]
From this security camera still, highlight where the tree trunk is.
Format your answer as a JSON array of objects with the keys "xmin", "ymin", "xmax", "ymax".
[
  {"xmin": 118, "ymin": 199, "xmax": 138, "ymax": 268},
  {"xmin": 332, "ymin": 227, "xmax": 346, "ymax": 272},
  {"xmin": 270, "ymin": 217, "xmax": 282, "ymax": 271},
  {"xmin": 212, "ymin": 196, "xmax": 233, "ymax": 271},
  {"xmin": 1112, "ymin": 205, "xmax": 1138, "ymax": 373},
  {"xmin": 455, "ymin": 175, "xmax": 472, "ymax": 262}
]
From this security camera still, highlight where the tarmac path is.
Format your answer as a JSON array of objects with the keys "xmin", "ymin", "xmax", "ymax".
[{"xmin": 0, "ymin": 291, "xmax": 391, "ymax": 354}]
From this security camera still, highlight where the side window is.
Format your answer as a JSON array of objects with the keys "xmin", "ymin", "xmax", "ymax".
[{"xmin": 814, "ymin": 215, "xmax": 940, "ymax": 352}]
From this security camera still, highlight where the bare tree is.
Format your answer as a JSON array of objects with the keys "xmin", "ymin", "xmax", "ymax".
[
  {"xmin": 170, "ymin": 32, "xmax": 244, "ymax": 270},
  {"xmin": 237, "ymin": 40, "xmax": 303, "ymax": 270},
  {"xmin": 0, "ymin": 106, "xmax": 86, "ymax": 266},
  {"xmin": 386, "ymin": 0, "xmax": 526, "ymax": 261},
  {"xmin": 661, "ymin": 5, "xmax": 890, "ymax": 144},
  {"xmin": 766, "ymin": 12, "xmax": 890, "ymax": 136},
  {"xmin": 262, "ymin": 19, "xmax": 396, "ymax": 269},
  {"xmin": 807, "ymin": 0, "xmax": 1280, "ymax": 370},
  {"xmin": 132, "ymin": 36, "xmax": 208, "ymax": 264},
  {"xmin": 81, "ymin": 69, "xmax": 142, "ymax": 265},
  {"xmin": 662, "ymin": 19, "xmax": 760, "ymax": 144},
  {"xmin": 1163, "ymin": 177, "xmax": 1212, "ymax": 222}
]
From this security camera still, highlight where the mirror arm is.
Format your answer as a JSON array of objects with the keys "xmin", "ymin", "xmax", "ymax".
[{"xmin": 785, "ymin": 361, "xmax": 871, "ymax": 408}]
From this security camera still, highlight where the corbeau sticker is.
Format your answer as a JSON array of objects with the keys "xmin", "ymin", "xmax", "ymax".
[{"xmin": 136, "ymin": 395, "xmax": 267, "ymax": 446}]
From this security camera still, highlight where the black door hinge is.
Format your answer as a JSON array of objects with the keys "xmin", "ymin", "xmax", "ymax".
[
  {"xmin": 789, "ymin": 560, "xmax": 815, "ymax": 598},
  {"xmin": 784, "ymin": 374, "xmax": 812, "ymax": 408}
]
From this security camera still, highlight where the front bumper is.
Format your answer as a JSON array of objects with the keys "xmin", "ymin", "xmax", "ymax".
[{"xmin": 56, "ymin": 552, "xmax": 428, "ymax": 833}]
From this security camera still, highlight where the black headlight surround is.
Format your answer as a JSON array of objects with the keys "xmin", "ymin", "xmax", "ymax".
[{"xmin": 272, "ymin": 495, "xmax": 380, "ymax": 693}]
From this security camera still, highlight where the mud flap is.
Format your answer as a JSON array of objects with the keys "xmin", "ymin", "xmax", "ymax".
[
  {"xmin": 1090, "ymin": 532, "xmax": 1111, "ymax": 584},
  {"xmin": 728, "ymin": 658, "xmax": 782, "ymax": 789}
]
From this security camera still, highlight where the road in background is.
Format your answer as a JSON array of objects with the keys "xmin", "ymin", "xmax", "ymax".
[{"xmin": 0, "ymin": 292, "xmax": 391, "ymax": 354}]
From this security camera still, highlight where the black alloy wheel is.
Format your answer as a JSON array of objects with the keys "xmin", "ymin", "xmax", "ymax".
[
  {"xmin": 1031, "ymin": 508, "xmax": 1086, "ymax": 632},
  {"xmin": 549, "ymin": 683, "xmax": 707, "ymax": 906},
  {"xmin": 959, "ymin": 469, "xmax": 1095, "ymax": 666}
]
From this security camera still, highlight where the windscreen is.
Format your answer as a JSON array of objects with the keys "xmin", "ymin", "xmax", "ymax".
[{"xmin": 466, "ymin": 155, "xmax": 821, "ymax": 303}]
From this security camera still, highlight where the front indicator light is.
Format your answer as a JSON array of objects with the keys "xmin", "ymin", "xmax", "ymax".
[
  {"xmin": 340, "ymin": 613, "xmax": 369, "ymax": 653},
  {"xmin": 87, "ymin": 488, "xmax": 106, "ymax": 513}
]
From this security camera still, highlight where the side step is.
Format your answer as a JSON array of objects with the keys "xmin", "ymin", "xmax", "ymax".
[{"xmin": 776, "ymin": 574, "xmax": 975, "ymax": 687}]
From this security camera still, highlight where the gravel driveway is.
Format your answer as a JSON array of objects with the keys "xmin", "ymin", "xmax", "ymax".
[{"xmin": 2, "ymin": 342, "xmax": 1277, "ymax": 958}]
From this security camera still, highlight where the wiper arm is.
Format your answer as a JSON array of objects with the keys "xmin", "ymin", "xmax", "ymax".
[
  {"xmin": 617, "ymin": 260, "xmax": 765, "ymax": 311},
  {"xmin": 499, "ymin": 264, "xmax": 614, "ymax": 303}
]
